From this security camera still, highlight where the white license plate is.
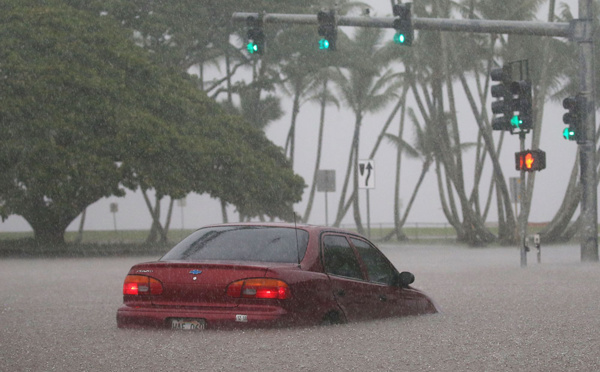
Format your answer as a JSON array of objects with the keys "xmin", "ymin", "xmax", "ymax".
[{"xmin": 170, "ymin": 318, "xmax": 206, "ymax": 330}]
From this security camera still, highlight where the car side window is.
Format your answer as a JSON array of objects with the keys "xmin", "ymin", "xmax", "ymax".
[
  {"xmin": 322, "ymin": 235, "xmax": 364, "ymax": 280},
  {"xmin": 351, "ymin": 238, "xmax": 396, "ymax": 285}
]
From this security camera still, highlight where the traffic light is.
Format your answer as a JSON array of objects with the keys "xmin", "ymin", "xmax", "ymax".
[
  {"xmin": 562, "ymin": 95, "xmax": 583, "ymax": 142},
  {"xmin": 317, "ymin": 10, "xmax": 337, "ymax": 51},
  {"xmin": 490, "ymin": 66, "xmax": 514, "ymax": 132},
  {"xmin": 515, "ymin": 149, "xmax": 546, "ymax": 172},
  {"xmin": 392, "ymin": 3, "xmax": 413, "ymax": 46},
  {"xmin": 246, "ymin": 16, "xmax": 264, "ymax": 55},
  {"xmin": 510, "ymin": 80, "xmax": 533, "ymax": 132}
]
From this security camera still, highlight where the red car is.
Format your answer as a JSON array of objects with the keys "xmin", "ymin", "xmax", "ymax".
[{"xmin": 116, "ymin": 223, "xmax": 438, "ymax": 329}]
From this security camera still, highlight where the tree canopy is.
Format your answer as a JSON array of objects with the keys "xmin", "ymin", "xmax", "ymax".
[{"xmin": 0, "ymin": 2, "xmax": 304, "ymax": 244}]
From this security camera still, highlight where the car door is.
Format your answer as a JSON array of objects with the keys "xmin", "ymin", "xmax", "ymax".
[
  {"xmin": 349, "ymin": 237, "xmax": 412, "ymax": 318},
  {"xmin": 321, "ymin": 234, "xmax": 381, "ymax": 322}
]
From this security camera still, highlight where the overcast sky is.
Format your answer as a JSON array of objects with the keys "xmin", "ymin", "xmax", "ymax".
[{"xmin": 0, "ymin": 0, "xmax": 587, "ymax": 233}]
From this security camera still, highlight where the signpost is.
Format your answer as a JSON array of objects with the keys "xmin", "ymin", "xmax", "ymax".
[
  {"xmin": 109, "ymin": 202, "xmax": 118, "ymax": 232},
  {"xmin": 358, "ymin": 160, "xmax": 375, "ymax": 238},
  {"xmin": 316, "ymin": 170, "xmax": 336, "ymax": 226},
  {"xmin": 177, "ymin": 197, "xmax": 187, "ymax": 231}
]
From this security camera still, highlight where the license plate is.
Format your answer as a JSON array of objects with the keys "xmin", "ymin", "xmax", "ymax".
[{"xmin": 170, "ymin": 318, "xmax": 206, "ymax": 330}]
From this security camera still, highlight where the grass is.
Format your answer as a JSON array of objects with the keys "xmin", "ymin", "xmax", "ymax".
[{"xmin": 0, "ymin": 223, "xmax": 566, "ymax": 258}]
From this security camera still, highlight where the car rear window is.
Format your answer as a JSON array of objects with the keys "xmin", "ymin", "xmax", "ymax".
[{"xmin": 160, "ymin": 226, "xmax": 309, "ymax": 263}]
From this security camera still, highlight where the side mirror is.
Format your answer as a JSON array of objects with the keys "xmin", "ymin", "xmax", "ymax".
[{"xmin": 398, "ymin": 271, "xmax": 415, "ymax": 288}]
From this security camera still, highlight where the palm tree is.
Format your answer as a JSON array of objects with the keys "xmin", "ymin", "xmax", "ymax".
[
  {"xmin": 302, "ymin": 68, "xmax": 341, "ymax": 223},
  {"xmin": 276, "ymin": 25, "xmax": 326, "ymax": 168},
  {"xmin": 538, "ymin": 0, "xmax": 600, "ymax": 242},
  {"xmin": 330, "ymin": 27, "xmax": 402, "ymax": 233},
  {"xmin": 383, "ymin": 105, "xmax": 436, "ymax": 241}
]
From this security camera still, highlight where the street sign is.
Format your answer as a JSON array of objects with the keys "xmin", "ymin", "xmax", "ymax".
[
  {"xmin": 358, "ymin": 160, "xmax": 375, "ymax": 189},
  {"xmin": 316, "ymin": 170, "xmax": 336, "ymax": 192}
]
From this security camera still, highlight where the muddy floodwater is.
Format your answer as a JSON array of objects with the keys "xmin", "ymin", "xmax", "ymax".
[{"xmin": 1, "ymin": 243, "xmax": 599, "ymax": 371}]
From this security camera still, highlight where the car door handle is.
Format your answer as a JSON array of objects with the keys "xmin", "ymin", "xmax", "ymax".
[
  {"xmin": 379, "ymin": 295, "xmax": 387, "ymax": 302},
  {"xmin": 336, "ymin": 289, "xmax": 346, "ymax": 297}
]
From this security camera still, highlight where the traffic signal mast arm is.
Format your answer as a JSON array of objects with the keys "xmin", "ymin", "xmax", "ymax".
[
  {"xmin": 233, "ymin": 6, "xmax": 598, "ymax": 262},
  {"xmin": 232, "ymin": 12, "xmax": 571, "ymax": 38}
]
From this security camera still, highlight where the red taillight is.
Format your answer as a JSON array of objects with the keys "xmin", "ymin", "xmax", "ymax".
[
  {"xmin": 226, "ymin": 278, "xmax": 290, "ymax": 300},
  {"xmin": 123, "ymin": 275, "xmax": 163, "ymax": 295}
]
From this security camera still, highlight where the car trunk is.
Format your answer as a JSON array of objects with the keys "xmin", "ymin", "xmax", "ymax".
[{"xmin": 131, "ymin": 262, "xmax": 270, "ymax": 308}]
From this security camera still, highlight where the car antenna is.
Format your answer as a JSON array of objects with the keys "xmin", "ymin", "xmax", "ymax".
[{"xmin": 294, "ymin": 212, "xmax": 301, "ymax": 268}]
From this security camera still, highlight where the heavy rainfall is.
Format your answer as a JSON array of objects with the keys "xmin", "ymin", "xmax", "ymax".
[{"xmin": 1, "ymin": 0, "xmax": 599, "ymax": 370}]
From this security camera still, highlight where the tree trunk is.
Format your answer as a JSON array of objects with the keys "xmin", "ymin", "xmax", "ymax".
[
  {"xmin": 75, "ymin": 208, "xmax": 86, "ymax": 244},
  {"xmin": 284, "ymin": 86, "xmax": 301, "ymax": 169},
  {"xmin": 392, "ymin": 86, "xmax": 409, "ymax": 240},
  {"xmin": 143, "ymin": 190, "xmax": 166, "ymax": 244},
  {"xmin": 31, "ymin": 223, "xmax": 68, "ymax": 246},
  {"xmin": 351, "ymin": 112, "xmax": 364, "ymax": 235},
  {"xmin": 334, "ymin": 134, "xmax": 356, "ymax": 227},
  {"xmin": 303, "ymin": 78, "xmax": 329, "ymax": 223},
  {"xmin": 540, "ymin": 157, "xmax": 581, "ymax": 242},
  {"xmin": 399, "ymin": 158, "xmax": 432, "ymax": 230},
  {"xmin": 457, "ymin": 70, "xmax": 516, "ymax": 244},
  {"xmin": 521, "ymin": 0, "xmax": 558, "ymax": 235},
  {"xmin": 161, "ymin": 197, "xmax": 175, "ymax": 244},
  {"xmin": 221, "ymin": 199, "xmax": 229, "ymax": 223}
]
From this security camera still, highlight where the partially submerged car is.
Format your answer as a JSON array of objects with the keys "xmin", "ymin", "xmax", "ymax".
[{"xmin": 116, "ymin": 223, "xmax": 438, "ymax": 329}]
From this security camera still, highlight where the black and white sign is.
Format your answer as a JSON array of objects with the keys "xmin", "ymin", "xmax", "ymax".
[{"xmin": 358, "ymin": 160, "xmax": 375, "ymax": 189}]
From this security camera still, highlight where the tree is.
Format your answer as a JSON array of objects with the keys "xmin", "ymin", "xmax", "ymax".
[
  {"xmin": 68, "ymin": 0, "xmax": 316, "ymax": 226},
  {"xmin": 0, "ymin": 3, "xmax": 152, "ymax": 244},
  {"xmin": 331, "ymin": 27, "xmax": 402, "ymax": 233},
  {"xmin": 0, "ymin": 2, "xmax": 305, "ymax": 245}
]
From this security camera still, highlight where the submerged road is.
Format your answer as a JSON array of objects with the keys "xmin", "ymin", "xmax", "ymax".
[{"xmin": 1, "ymin": 244, "xmax": 599, "ymax": 371}]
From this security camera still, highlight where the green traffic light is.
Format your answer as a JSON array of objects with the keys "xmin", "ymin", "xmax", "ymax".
[
  {"xmin": 394, "ymin": 32, "xmax": 406, "ymax": 44},
  {"xmin": 510, "ymin": 115, "xmax": 522, "ymax": 129},
  {"xmin": 247, "ymin": 42, "xmax": 258, "ymax": 54},
  {"xmin": 318, "ymin": 38, "xmax": 330, "ymax": 50},
  {"xmin": 563, "ymin": 127, "xmax": 576, "ymax": 140}
]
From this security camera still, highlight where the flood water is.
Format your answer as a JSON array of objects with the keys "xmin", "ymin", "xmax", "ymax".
[{"xmin": 1, "ymin": 243, "xmax": 599, "ymax": 371}]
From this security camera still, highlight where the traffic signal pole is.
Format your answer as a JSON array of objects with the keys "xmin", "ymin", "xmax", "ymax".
[
  {"xmin": 233, "ymin": 13, "xmax": 571, "ymax": 37},
  {"xmin": 519, "ymin": 133, "xmax": 527, "ymax": 267},
  {"xmin": 233, "ymin": 8, "xmax": 598, "ymax": 262},
  {"xmin": 576, "ymin": 0, "xmax": 598, "ymax": 262}
]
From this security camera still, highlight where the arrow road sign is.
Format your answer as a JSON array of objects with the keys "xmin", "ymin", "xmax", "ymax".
[{"xmin": 358, "ymin": 159, "xmax": 375, "ymax": 189}]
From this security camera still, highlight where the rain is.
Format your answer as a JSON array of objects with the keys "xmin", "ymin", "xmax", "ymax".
[
  {"xmin": 1, "ymin": 0, "xmax": 599, "ymax": 370},
  {"xmin": 2, "ymin": 244, "xmax": 600, "ymax": 370}
]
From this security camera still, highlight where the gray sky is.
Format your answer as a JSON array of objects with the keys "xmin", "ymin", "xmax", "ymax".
[{"xmin": 0, "ymin": 0, "xmax": 586, "ymax": 233}]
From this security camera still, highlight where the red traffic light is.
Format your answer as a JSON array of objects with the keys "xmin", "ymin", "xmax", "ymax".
[{"xmin": 515, "ymin": 150, "xmax": 546, "ymax": 172}]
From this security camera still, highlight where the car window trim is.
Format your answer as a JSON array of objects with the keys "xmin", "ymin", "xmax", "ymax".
[
  {"xmin": 319, "ymin": 232, "xmax": 370, "ymax": 283},
  {"xmin": 348, "ymin": 236, "xmax": 399, "ymax": 285}
]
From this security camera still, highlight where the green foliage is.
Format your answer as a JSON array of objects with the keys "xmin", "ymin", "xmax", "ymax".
[
  {"xmin": 0, "ymin": 2, "xmax": 305, "ymax": 244},
  {"xmin": 0, "ymin": 3, "xmax": 145, "ymax": 243}
]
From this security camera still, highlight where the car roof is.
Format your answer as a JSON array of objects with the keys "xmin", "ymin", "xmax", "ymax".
[{"xmin": 200, "ymin": 222, "xmax": 365, "ymax": 237}]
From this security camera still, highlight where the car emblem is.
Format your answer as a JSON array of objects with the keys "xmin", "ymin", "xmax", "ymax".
[{"xmin": 189, "ymin": 269, "xmax": 202, "ymax": 275}]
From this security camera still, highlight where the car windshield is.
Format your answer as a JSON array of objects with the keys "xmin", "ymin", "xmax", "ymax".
[{"xmin": 160, "ymin": 226, "xmax": 309, "ymax": 263}]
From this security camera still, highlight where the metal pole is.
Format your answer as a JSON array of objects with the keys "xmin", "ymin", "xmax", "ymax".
[
  {"xmin": 578, "ymin": 0, "xmax": 598, "ymax": 262},
  {"xmin": 366, "ymin": 189, "xmax": 371, "ymax": 239},
  {"xmin": 519, "ymin": 133, "xmax": 527, "ymax": 267},
  {"xmin": 325, "ymin": 191, "xmax": 329, "ymax": 226},
  {"xmin": 232, "ymin": 13, "xmax": 571, "ymax": 38}
]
